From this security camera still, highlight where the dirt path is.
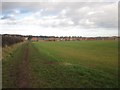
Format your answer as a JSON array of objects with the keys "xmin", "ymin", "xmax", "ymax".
[
  {"xmin": 18, "ymin": 43, "xmax": 30, "ymax": 88},
  {"xmin": 2, "ymin": 42, "xmax": 31, "ymax": 88}
]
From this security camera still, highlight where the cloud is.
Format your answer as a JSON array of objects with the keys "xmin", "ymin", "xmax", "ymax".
[
  {"xmin": 88, "ymin": 3, "xmax": 118, "ymax": 28},
  {"xmin": 18, "ymin": 14, "xmax": 74, "ymax": 28},
  {"xmin": 1, "ymin": 2, "xmax": 117, "ymax": 28},
  {"xmin": 0, "ymin": 1, "xmax": 118, "ymax": 36}
]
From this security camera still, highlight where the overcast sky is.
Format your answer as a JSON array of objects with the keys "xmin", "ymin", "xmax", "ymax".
[{"xmin": 0, "ymin": 0, "xmax": 118, "ymax": 37}]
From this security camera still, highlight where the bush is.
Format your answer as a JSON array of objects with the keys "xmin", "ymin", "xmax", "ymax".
[{"xmin": 2, "ymin": 35, "xmax": 24, "ymax": 47}]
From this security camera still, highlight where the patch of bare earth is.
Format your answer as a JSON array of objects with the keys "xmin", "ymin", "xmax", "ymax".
[{"xmin": 18, "ymin": 44, "xmax": 30, "ymax": 88}]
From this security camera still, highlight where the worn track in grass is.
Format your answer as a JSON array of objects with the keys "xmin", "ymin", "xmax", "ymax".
[
  {"xmin": 18, "ymin": 43, "xmax": 30, "ymax": 88},
  {"xmin": 2, "ymin": 42, "xmax": 30, "ymax": 88}
]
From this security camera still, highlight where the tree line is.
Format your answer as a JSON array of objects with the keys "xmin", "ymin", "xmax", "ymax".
[{"xmin": 2, "ymin": 35, "xmax": 24, "ymax": 47}]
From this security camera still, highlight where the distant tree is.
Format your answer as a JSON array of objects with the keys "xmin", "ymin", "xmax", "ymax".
[
  {"xmin": 2, "ymin": 35, "xmax": 24, "ymax": 47},
  {"xmin": 28, "ymin": 35, "xmax": 32, "ymax": 41}
]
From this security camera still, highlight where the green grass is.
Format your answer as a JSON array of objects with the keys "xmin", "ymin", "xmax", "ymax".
[
  {"xmin": 2, "ymin": 40, "xmax": 118, "ymax": 88},
  {"xmin": 2, "ymin": 44, "xmax": 23, "ymax": 88},
  {"xmin": 29, "ymin": 40, "xmax": 118, "ymax": 88},
  {"xmin": 2, "ymin": 42, "xmax": 28, "ymax": 88}
]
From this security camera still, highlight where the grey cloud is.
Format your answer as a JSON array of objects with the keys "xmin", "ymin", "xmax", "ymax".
[
  {"xmin": 1, "ymin": 2, "xmax": 118, "ymax": 29},
  {"xmin": 1, "ymin": 15, "xmax": 10, "ymax": 19},
  {"xmin": 1, "ymin": 14, "xmax": 16, "ymax": 20}
]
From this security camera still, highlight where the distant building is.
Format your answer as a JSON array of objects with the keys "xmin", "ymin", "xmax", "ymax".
[
  {"xmin": 31, "ymin": 37, "xmax": 38, "ymax": 41},
  {"xmin": 21, "ymin": 35, "xmax": 119, "ymax": 42},
  {"xmin": 24, "ymin": 37, "xmax": 28, "ymax": 41},
  {"xmin": 86, "ymin": 37, "xmax": 96, "ymax": 40}
]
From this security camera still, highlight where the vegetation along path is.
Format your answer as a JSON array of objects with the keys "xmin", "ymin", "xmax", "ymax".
[
  {"xmin": 2, "ymin": 42, "xmax": 31, "ymax": 88},
  {"xmin": 2, "ymin": 40, "xmax": 118, "ymax": 88}
]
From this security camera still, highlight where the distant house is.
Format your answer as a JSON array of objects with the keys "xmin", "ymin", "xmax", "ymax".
[
  {"xmin": 111, "ymin": 36, "xmax": 119, "ymax": 40},
  {"xmin": 100, "ymin": 37, "xmax": 116, "ymax": 40},
  {"xmin": 81, "ymin": 37, "xmax": 87, "ymax": 40},
  {"xmin": 28, "ymin": 36, "xmax": 119, "ymax": 42},
  {"xmin": 31, "ymin": 37, "xmax": 38, "ymax": 41},
  {"xmin": 64, "ymin": 37, "xmax": 70, "ymax": 41},
  {"xmin": 86, "ymin": 37, "xmax": 96, "ymax": 40},
  {"xmin": 96, "ymin": 37, "xmax": 103, "ymax": 40},
  {"xmin": 48, "ymin": 37, "xmax": 55, "ymax": 41},
  {"xmin": 24, "ymin": 37, "xmax": 28, "ymax": 41},
  {"xmin": 38, "ymin": 37, "xmax": 44, "ymax": 41},
  {"xmin": 43, "ymin": 37, "xmax": 49, "ymax": 41},
  {"xmin": 55, "ymin": 37, "xmax": 60, "ymax": 41}
]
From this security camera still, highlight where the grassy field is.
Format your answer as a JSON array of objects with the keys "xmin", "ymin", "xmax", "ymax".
[{"xmin": 2, "ymin": 40, "xmax": 118, "ymax": 88}]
